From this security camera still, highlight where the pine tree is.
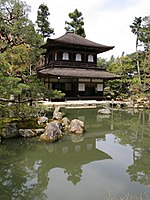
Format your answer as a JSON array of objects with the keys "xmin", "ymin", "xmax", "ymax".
[
  {"xmin": 36, "ymin": 3, "xmax": 54, "ymax": 39},
  {"xmin": 0, "ymin": 0, "xmax": 31, "ymax": 53},
  {"xmin": 130, "ymin": 17, "xmax": 142, "ymax": 84},
  {"xmin": 65, "ymin": 9, "xmax": 86, "ymax": 38}
]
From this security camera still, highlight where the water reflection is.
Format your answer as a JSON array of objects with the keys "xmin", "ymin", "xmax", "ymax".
[
  {"xmin": 110, "ymin": 110, "xmax": 150, "ymax": 186},
  {"xmin": 0, "ymin": 109, "xmax": 150, "ymax": 199},
  {"xmin": 127, "ymin": 149, "xmax": 150, "ymax": 185},
  {"xmin": 0, "ymin": 136, "xmax": 112, "ymax": 199},
  {"xmin": 67, "ymin": 108, "xmax": 150, "ymax": 186}
]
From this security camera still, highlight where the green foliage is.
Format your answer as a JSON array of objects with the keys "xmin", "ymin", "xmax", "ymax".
[
  {"xmin": 0, "ymin": 101, "xmax": 51, "ymax": 118},
  {"xmin": 0, "ymin": 43, "xmax": 31, "ymax": 99},
  {"xmin": 138, "ymin": 16, "xmax": 150, "ymax": 48},
  {"xmin": 0, "ymin": 1, "xmax": 149, "ymax": 101},
  {"xmin": 65, "ymin": 8, "xmax": 86, "ymax": 38},
  {"xmin": 0, "ymin": 0, "xmax": 64, "ymax": 105},
  {"xmin": 130, "ymin": 17, "xmax": 143, "ymax": 43},
  {"xmin": 97, "ymin": 57, "xmax": 107, "ymax": 69},
  {"xmin": 130, "ymin": 15, "xmax": 150, "ymax": 92},
  {"xmin": 104, "ymin": 15, "xmax": 150, "ymax": 99},
  {"xmin": 26, "ymin": 75, "xmax": 65, "ymax": 100},
  {"xmin": 36, "ymin": 3, "xmax": 54, "ymax": 39},
  {"xmin": 104, "ymin": 55, "xmax": 137, "ymax": 98},
  {"xmin": 0, "ymin": 0, "xmax": 31, "ymax": 53},
  {"xmin": 0, "ymin": 0, "xmax": 44, "ymax": 69}
]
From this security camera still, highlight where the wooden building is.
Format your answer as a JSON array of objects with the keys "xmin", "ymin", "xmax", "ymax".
[{"xmin": 37, "ymin": 32, "xmax": 119, "ymax": 100}]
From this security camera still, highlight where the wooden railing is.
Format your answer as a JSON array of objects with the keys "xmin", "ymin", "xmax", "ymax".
[{"xmin": 48, "ymin": 61, "xmax": 97, "ymax": 68}]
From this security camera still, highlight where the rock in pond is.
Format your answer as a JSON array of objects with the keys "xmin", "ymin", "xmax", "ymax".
[
  {"xmin": 18, "ymin": 129, "xmax": 37, "ymax": 138},
  {"xmin": 34, "ymin": 129, "xmax": 45, "ymax": 135},
  {"xmin": 39, "ymin": 122, "xmax": 63, "ymax": 142},
  {"xmin": 2, "ymin": 123, "xmax": 18, "ymax": 138},
  {"xmin": 18, "ymin": 128, "xmax": 45, "ymax": 138},
  {"xmin": 62, "ymin": 117, "xmax": 70, "ymax": 131},
  {"xmin": 53, "ymin": 106, "xmax": 64, "ymax": 120},
  {"xmin": 98, "ymin": 108, "xmax": 111, "ymax": 115},
  {"xmin": 69, "ymin": 119, "xmax": 85, "ymax": 134},
  {"xmin": 37, "ymin": 116, "xmax": 49, "ymax": 125}
]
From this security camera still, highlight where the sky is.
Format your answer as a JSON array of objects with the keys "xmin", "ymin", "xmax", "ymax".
[{"xmin": 25, "ymin": 0, "xmax": 150, "ymax": 59}]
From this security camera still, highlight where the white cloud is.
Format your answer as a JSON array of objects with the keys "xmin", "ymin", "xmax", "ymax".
[{"xmin": 26, "ymin": 0, "xmax": 150, "ymax": 59}]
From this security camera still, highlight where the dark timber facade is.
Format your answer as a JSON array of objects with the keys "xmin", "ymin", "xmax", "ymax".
[{"xmin": 38, "ymin": 32, "xmax": 119, "ymax": 100}]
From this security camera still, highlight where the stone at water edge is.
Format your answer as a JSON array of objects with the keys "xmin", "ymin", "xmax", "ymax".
[
  {"xmin": 98, "ymin": 108, "xmax": 111, "ymax": 115},
  {"xmin": 34, "ymin": 129, "xmax": 45, "ymax": 135},
  {"xmin": 2, "ymin": 123, "xmax": 18, "ymax": 138},
  {"xmin": 18, "ymin": 128, "xmax": 45, "ymax": 138},
  {"xmin": 39, "ymin": 122, "xmax": 63, "ymax": 142},
  {"xmin": 37, "ymin": 116, "xmax": 49, "ymax": 125},
  {"xmin": 69, "ymin": 119, "xmax": 85, "ymax": 134},
  {"xmin": 61, "ymin": 117, "xmax": 70, "ymax": 131},
  {"xmin": 18, "ymin": 129, "xmax": 37, "ymax": 138},
  {"xmin": 52, "ymin": 106, "xmax": 64, "ymax": 120}
]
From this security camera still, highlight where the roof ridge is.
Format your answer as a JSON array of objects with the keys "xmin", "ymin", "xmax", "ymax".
[
  {"xmin": 55, "ymin": 32, "xmax": 114, "ymax": 48},
  {"xmin": 42, "ymin": 32, "xmax": 114, "ymax": 54}
]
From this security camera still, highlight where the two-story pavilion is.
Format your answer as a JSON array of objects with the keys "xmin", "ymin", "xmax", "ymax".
[{"xmin": 37, "ymin": 32, "xmax": 119, "ymax": 100}]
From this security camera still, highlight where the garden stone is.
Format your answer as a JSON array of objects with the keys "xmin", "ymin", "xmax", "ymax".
[
  {"xmin": 69, "ymin": 119, "xmax": 84, "ymax": 134},
  {"xmin": 18, "ymin": 129, "xmax": 37, "ymax": 138},
  {"xmin": 62, "ymin": 117, "xmax": 70, "ymax": 131},
  {"xmin": 37, "ymin": 116, "xmax": 48, "ymax": 125},
  {"xmin": 34, "ymin": 129, "xmax": 45, "ymax": 135},
  {"xmin": 98, "ymin": 108, "xmax": 111, "ymax": 115},
  {"xmin": 53, "ymin": 106, "xmax": 63, "ymax": 120},
  {"xmin": 39, "ymin": 122, "xmax": 63, "ymax": 142},
  {"xmin": 2, "ymin": 123, "xmax": 18, "ymax": 138}
]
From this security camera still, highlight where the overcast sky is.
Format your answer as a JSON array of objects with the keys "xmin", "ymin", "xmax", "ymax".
[{"xmin": 25, "ymin": 0, "xmax": 150, "ymax": 59}]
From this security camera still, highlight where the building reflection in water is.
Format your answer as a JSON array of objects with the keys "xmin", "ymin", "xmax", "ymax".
[
  {"xmin": 45, "ymin": 134, "xmax": 112, "ymax": 185},
  {"xmin": 1, "ymin": 109, "xmax": 150, "ymax": 200}
]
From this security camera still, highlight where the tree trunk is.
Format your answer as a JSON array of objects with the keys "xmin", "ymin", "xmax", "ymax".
[{"xmin": 136, "ymin": 38, "xmax": 141, "ymax": 85}]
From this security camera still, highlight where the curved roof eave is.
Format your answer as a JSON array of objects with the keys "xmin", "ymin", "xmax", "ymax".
[
  {"xmin": 41, "ymin": 32, "xmax": 115, "ymax": 53},
  {"xmin": 38, "ymin": 67, "xmax": 120, "ymax": 80}
]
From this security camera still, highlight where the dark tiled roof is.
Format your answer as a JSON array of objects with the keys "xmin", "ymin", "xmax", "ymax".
[
  {"xmin": 42, "ymin": 32, "xmax": 114, "ymax": 53},
  {"xmin": 38, "ymin": 67, "xmax": 120, "ymax": 79},
  {"xmin": 56, "ymin": 32, "xmax": 114, "ymax": 48}
]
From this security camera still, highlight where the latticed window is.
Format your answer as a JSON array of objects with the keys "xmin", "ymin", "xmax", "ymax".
[
  {"xmin": 62, "ymin": 52, "xmax": 69, "ymax": 60},
  {"xmin": 55, "ymin": 53, "xmax": 57, "ymax": 60},
  {"xmin": 75, "ymin": 53, "xmax": 82, "ymax": 61},
  {"xmin": 78, "ymin": 83, "xmax": 85, "ymax": 91},
  {"xmin": 88, "ymin": 54, "xmax": 94, "ymax": 62}
]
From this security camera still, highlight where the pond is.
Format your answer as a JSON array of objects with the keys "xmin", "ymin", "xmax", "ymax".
[{"xmin": 0, "ymin": 108, "xmax": 150, "ymax": 200}]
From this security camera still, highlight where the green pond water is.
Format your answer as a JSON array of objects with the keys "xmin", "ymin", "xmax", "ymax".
[{"xmin": 0, "ymin": 108, "xmax": 150, "ymax": 200}]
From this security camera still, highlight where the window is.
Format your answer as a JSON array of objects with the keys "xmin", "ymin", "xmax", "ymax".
[
  {"xmin": 88, "ymin": 54, "xmax": 94, "ymax": 62},
  {"xmin": 78, "ymin": 83, "xmax": 85, "ymax": 91},
  {"xmin": 75, "ymin": 53, "xmax": 82, "ymax": 61},
  {"xmin": 55, "ymin": 53, "xmax": 57, "ymax": 60},
  {"xmin": 62, "ymin": 52, "xmax": 69, "ymax": 60},
  {"xmin": 65, "ymin": 83, "xmax": 72, "ymax": 91},
  {"xmin": 97, "ymin": 84, "xmax": 103, "ymax": 91}
]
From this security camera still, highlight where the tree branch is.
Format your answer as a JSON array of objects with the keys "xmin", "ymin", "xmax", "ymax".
[{"xmin": 0, "ymin": 97, "xmax": 34, "ymax": 104}]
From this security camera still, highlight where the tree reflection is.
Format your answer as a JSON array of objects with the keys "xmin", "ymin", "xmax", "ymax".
[
  {"xmin": 1, "ymin": 108, "xmax": 149, "ymax": 199},
  {"xmin": 113, "ymin": 110, "xmax": 150, "ymax": 185},
  {"xmin": 0, "ymin": 134, "xmax": 111, "ymax": 199},
  {"xmin": 0, "ymin": 141, "xmax": 48, "ymax": 200},
  {"xmin": 64, "ymin": 167, "xmax": 83, "ymax": 185},
  {"xmin": 127, "ymin": 149, "xmax": 150, "ymax": 185}
]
